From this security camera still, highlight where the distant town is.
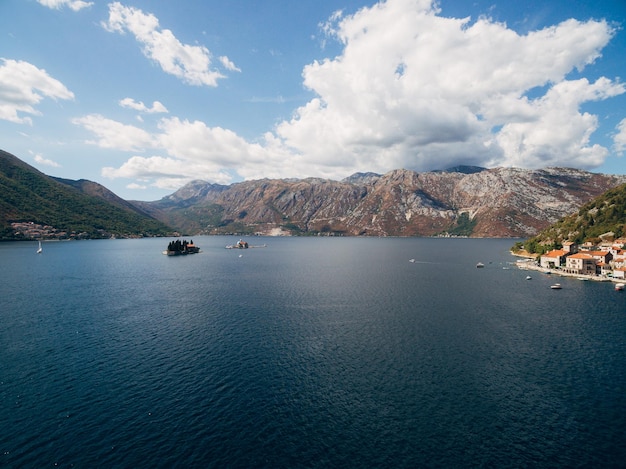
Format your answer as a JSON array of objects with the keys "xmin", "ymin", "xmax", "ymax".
[
  {"xmin": 9, "ymin": 222, "xmax": 154, "ymax": 240},
  {"xmin": 517, "ymin": 233, "xmax": 626, "ymax": 282}
]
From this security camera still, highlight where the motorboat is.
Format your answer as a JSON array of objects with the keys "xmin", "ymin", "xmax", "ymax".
[
  {"xmin": 550, "ymin": 283, "xmax": 562, "ymax": 289},
  {"xmin": 615, "ymin": 283, "xmax": 625, "ymax": 291}
]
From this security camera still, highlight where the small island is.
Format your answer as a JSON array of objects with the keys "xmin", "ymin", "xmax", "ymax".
[
  {"xmin": 164, "ymin": 239, "xmax": 200, "ymax": 256},
  {"xmin": 226, "ymin": 239, "xmax": 249, "ymax": 249}
]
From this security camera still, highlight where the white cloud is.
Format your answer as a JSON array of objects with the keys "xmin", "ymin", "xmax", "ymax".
[
  {"xmin": 77, "ymin": 114, "xmax": 294, "ymax": 188},
  {"xmin": 127, "ymin": 182, "xmax": 147, "ymax": 190},
  {"xmin": 219, "ymin": 56, "xmax": 241, "ymax": 72},
  {"xmin": 494, "ymin": 77, "xmax": 625, "ymax": 168},
  {"xmin": 37, "ymin": 0, "xmax": 93, "ymax": 11},
  {"xmin": 33, "ymin": 153, "xmax": 61, "ymax": 168},
  {"xmin": 72, "ymin": 114, "xmax": 154, "ymax": 152},
  {"xmin": 119, "ymin": 98, "xmax": 168, "ymax": 114},
  {"xmin": 102, "ymin": 2, "xmax": 237, "ymax": 87},
  {"xmin": 0, "ymin": 59, "xmax": 74, "ymax": 125},
  {"xmin": 273, "ymin": 0, "xmax": 623, "ymax": 174},
  {"xmin": 86, "ymin": 0, "xmax": 625, "ymax": 189},
  {"xmin": 614, "ymin": 119, "xmax": 626, "ymax": 155}
]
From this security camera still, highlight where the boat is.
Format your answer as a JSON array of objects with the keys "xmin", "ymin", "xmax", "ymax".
[
  {"xmin": 164, "ymin": 239, "xmax": 200, "ymax": 256},
  {"xmin": 409, "ymin": 258, "xmax": 415, "ymax": 263},
  {"xmin": 615, "ymin": 283, "xmax": 625, "ymax": 291},
  {"xmin": 36, "ymin": 240, "xmax": 42, "ymax": 254},
  {"xmin": 526, "ymin": 275, "xmax": 532, "ymax": 280},
  {"xmin": 476, "ymin": 262, "xmax": 485, "ymax": 268},
  {"xmin": 550, "ymin": 283, "xmax": 562, "ymax": 289}
]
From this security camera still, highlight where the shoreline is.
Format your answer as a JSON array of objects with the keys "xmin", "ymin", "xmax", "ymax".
[{"xmin": 514, "ymin": 259, "xmax": 625, "ymax": 283}]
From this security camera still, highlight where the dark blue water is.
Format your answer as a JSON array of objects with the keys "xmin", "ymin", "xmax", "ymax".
[{"xmin": 1, "ymin": 237, "xmax": 625, "ymax": 468}]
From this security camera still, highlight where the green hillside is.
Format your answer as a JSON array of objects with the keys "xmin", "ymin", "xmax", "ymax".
[
  {"xmin": 0, "ymin": 149, "xmax": 173, "ymax": 240},
  {"xmin": 513, "ymin": 182, "xmax": 626, "ymax": 255}
]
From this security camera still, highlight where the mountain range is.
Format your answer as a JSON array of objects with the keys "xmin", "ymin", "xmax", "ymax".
[
  {"xmin": 2, "ymin": 148, "xmax": 626, "ymax": 240},
  {"xmin": 133, "ymin": 166, "xmax": 626, "ymax": 238}
]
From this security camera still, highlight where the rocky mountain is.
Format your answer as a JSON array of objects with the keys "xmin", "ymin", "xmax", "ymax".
[
  {"xmin": 135, "ymin": 167, "xmax": 626, "ymax": 237},
  {"xmin": 4, "ymin": 146, "xmax": 625, "ymax": 239},
  {"xmin": 0, "ymin": 149, "xmax": 172, "ymax": 240}
]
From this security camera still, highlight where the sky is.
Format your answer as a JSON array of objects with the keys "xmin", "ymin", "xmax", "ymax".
[{"xmin": 1, "ymin": 0, "xmax": 626, "ymax": 201}]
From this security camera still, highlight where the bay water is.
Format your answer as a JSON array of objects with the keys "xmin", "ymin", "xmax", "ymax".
[{"xmin": 1, "ymin": 237, "xmax": 625, "ymax": 468}]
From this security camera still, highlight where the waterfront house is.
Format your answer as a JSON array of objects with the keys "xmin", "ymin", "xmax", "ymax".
[
  {"xmin": 565, "ymin": 252, "xmax": 598, "ymax": 275},
  {"xmin": 587, "ymin": 250, "xmax": 613, "ymax": 264},
  {"xmin": 562, "ymin": 241, "xmax": 578, "ymax": 254},
  {"xmin": 613, "ymin": 267, "xmax": 626, "ymax": 280},
  {"xmin": 612, "ymin": 251, "xmax": 626, "ymax": 269},
  {"xmin": 540, "ymin": 249, "xmax": 569, "ymax": 269}
]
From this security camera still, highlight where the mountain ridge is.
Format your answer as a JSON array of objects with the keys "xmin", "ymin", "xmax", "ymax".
[
  {"xmin": 0, "ymin": 149, "xmax": 172, "ymax": 240},
  {"xmin": 134, "ymin": 166, "xmax": 626, "ymax": 237},
  {"xmin": 3, "ymin": 148, "xmax": 626, "ymax": 239}
]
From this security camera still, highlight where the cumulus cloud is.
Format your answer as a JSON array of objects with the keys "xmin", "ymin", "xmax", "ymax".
[
  {"xmin": 84, "ymin": 0, "xmax": 624, "ymax": 190},
  {"xmin": 275, "ymin": 0, "xmax": 623, "ymax": 173},
  {"xmin": 0, "ymin": 59, "xmax": 74, "ymax": 125},
  {"xmin": 614, "ymin": 119, "xmax": 626, "ymax": 155},
  {"xmin": 219, "ymin": 56, "xmax": 241, "ymax": 72},
  {"xmin": 102, "ymin": 2, "xmax": 237, "ymax": 87},
  {"xmin": 72, "ymin": 114, "xmax": 154, "ymax": 151},
  {"xmin": 94, "ymin": 117, "xmax": 293, "ymax": 188},
  {"xmin": 37, "ymin": 0, "xmax": 93, "ymax": 11},
  {"xmin": 33, "ymin": 153, "xmax": 61, "ymax": 168},
  {"xmin": 119, "ymin": 98, "xmax": 168, "ymax": 114}
]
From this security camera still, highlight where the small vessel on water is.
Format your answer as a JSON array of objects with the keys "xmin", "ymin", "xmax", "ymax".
[
  {"xmin": 615, "ymin": 283, "xmax": 625, "ymax": 291},
  {"xmin": 164, "ymin": 239, "xmax": 200, "ymax": 256},
  {"xmin": 36, "ymin": 240, "xmax": 42, "ymax": 254},
  {"xmin": 551, "ymin": 283, "xmax": 562, "ymax": 289},
  {"xmin": 476, "ymin": 262, "xmax": 485, "ymax": 268},
  {"xmin": 526, "ymin": 275, "xmax": 532, "ymax": 280}
]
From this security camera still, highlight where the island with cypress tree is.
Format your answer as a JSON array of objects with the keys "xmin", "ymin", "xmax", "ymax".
[{"xmin": 164, "ymin": 239, "xmax": 200, "ymax": 256}]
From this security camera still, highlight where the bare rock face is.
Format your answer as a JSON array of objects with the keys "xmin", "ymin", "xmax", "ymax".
[{"xmin": 142, "ymin": 167, "xmax": 626, "ymax": 237}]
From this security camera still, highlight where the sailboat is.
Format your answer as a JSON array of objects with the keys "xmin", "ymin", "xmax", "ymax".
[{"xmin": 36, "ymin": 240, "xmax": 42, "ymax": 254}]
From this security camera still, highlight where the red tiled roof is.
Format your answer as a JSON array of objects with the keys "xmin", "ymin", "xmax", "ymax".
[{"xmin": 543, "ymin": 250, "xmax": 567, "ymax": 257}]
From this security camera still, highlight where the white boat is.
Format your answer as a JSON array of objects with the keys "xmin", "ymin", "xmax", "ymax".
[
  {"xmin": 409, "ymin": 258, "xmax": 415, "ymax": 263},
  {"xmin": 550, "ymin": 283, "xmax": 562, "ymax": 289},
  {"xmin": 36, "ymin": 241, "xmax": 42, "ymax": 254},
  {"xmin": 526, "ymin": 276, "xmax": 532, "ymax": 280},
  {"xmin": 615, "ymin": 283, "xmax": 625, "ymax": 291},
  {"xmin": 476, "ymin": 262, "xmax": 484, "ymax": 268}
]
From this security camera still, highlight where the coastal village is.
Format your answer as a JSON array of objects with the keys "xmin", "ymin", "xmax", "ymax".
[{"xmin": 517, "ymin": 233, "xmax": 626, "ymax": 285}]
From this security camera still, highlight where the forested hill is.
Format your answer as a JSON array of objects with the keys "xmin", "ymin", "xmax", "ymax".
[
  {"xmin": 0, "ymin": 149, "xmax": 173, "ymax": 240},
  {"xmin": 515, "ymin": 182, "xmax": 626, "ymax": 255}
]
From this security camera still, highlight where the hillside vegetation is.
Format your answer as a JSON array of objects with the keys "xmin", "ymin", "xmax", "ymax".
[
  {"xmin": 513, "ymin": 182, "xmax": 626, "ymax": 255},
  {"xmin": 0, "ymin": 150, "xmax": 172, "ymax": 240}
]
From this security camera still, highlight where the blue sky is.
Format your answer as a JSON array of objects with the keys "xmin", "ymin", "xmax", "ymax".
[{"xmin": 1, "ymin": 0, "xmax": 625, "ymax": 201}]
